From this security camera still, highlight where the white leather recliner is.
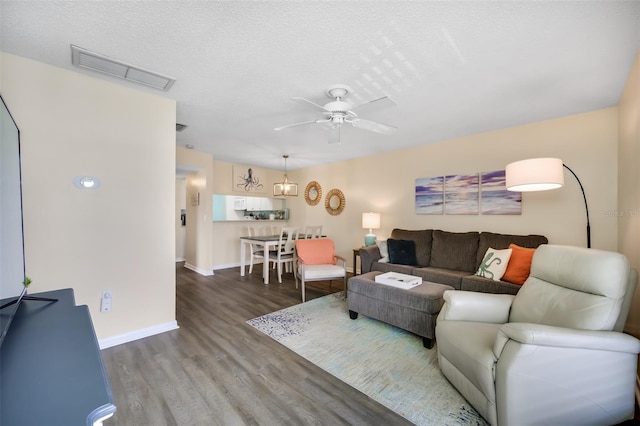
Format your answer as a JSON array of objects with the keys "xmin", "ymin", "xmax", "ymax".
[{"xmin": 435, "ymin": 244, "xmax": 640, "ymax": 426}]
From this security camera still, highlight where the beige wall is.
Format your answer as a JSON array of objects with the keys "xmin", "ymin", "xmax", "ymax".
[
  {"xmin": 177, "ymin": 147, "xmax": 214, "ymax": 274},
  {"xmin": 210, "ymin": 159, "xmax": 289, "ymax": 268},
  {"xmin": 175, "ymin": 178, "xmax": 186, "ymax": 261},
  {"xmin": 291, "ymin": 108, "xmax": 619, "ymax": 264},
  {"xmin": 618, "ymin": 49, "xmax": 640, "ymax": 336},
  {"xmin": 205, "ymin": 108, "xmax": 619, "ymax": 274},
  {"xmin": 1, "ymin": 53, "xmax": 176, "ymax": 340}
]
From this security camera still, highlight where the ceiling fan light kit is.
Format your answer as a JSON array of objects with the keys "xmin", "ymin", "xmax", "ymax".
[{"xmin": 274, "ymin": 84, "xmax": 398, "ymax": 144}]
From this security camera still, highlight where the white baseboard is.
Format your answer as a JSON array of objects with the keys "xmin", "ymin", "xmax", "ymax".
[
  {"xmin": 99, "ymin": 320, "xmax": 179, "ymax": 349},
  {"xmin": 184, "ymin": 263, "xmax": 214, "ymax": 276},
  {"xmin": 175, "ymin": 257, "xmax": 185, "ymax": 262}
]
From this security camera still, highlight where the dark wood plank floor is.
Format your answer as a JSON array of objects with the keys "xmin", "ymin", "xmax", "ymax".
[{"xmin": 101, "ymin": 263, "xmax": 413, "ymax": 426}]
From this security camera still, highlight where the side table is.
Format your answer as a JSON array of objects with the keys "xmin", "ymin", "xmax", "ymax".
[{"xmin": 352, "ymin": 247, "xmax": 364, "ymax": 275}]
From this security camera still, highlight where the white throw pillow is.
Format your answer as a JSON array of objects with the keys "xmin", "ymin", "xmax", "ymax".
[
  {"xmin": 476, "ymin": 247, "xmax": 512, "ymax": 281},
  {"xmin": 377, "ymin": 240, "xmax": 389, "ymax": 263}
]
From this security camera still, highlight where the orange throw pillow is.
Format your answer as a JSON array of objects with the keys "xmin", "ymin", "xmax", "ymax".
[{"xmin": 502, "ymin": 244, "xmax": 536, "ymax": 285}]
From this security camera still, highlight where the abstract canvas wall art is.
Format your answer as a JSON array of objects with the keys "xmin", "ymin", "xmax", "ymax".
[
  {"xmin": 480, "ymin": 170, "xmax": 522, "ymax": 215},
  {"xmin": 415, "ymin": 176, "xmax": 444, "ymax": 215},
  {"xmin": 444, "ymin": 174, "xmax": 479, "ymax": 215}
]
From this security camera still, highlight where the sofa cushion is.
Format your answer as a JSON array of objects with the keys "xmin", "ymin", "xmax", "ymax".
[
  {"xmin": 411, "ymin": 267, "xmax": 468, "ymax": 290},
  {"xmin": 372, "ymin": 261, "xmax": 415, "ymax": 276},
  {"xmin": 460, "ymin": 275, "xmax": 521, "ymax": 295},
  {"xmin": 476, "ymin": 232, "xmax": 548, "ymax": 270},
  {"xmin": 390, "ymin": 229, "xmax": 433, "ymax": 266},
  {"xmin": 387, "ymin": 239, "xmax": 417, "ymax": 265},
  {"xmin": 430, "ymin": 230, "xmax": 480, "ymax": 272},
  {"xmin": 511, "ymin": 245, "xmax": 630, "ymax": 331}
]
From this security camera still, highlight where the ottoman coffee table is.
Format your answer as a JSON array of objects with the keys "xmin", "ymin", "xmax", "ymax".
[{"xmin": 347, "ymin": 271, "xmax": 454, "ymax": 349}]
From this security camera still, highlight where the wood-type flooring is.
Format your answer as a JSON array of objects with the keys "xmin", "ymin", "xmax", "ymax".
[{"xmin": 101, "ymin": 263, "xmax": 413, "ymax": 426}]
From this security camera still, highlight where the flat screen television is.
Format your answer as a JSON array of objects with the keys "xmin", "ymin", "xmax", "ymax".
[{"xmin": 0, "ymin": 94, "xmax": 28, "ymax": 347}]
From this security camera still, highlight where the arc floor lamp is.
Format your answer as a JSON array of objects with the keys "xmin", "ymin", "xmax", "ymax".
[{"xmin": 505, "ymin": 157, "xmax": 591, "ymax": 248}]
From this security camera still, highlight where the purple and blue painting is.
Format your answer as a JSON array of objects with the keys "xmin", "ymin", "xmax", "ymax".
[
  {"xmin": 445, "ymin": 174, "xmax": 479, "ymax": 215},
  {"xmin": 480, "ymin": 170, "xmax": 522, "ymax": 215},
  {"xmin": 415, "ymin": 176, "xmax": 444, "ymax": 215}
]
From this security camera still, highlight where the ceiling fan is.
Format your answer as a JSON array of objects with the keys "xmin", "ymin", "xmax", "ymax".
[{"xmin": 274, "ymin": 84, "xmax": 397, "ymax": 144}]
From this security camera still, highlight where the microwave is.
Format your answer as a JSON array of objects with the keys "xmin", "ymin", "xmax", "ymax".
[{"xmin": 233, "ymin": 198, "xmax": 246, "ymax": 210}]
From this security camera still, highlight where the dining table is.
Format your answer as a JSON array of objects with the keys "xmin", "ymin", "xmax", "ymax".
[
  {"xmin": 239, "ymin": 234, "xmax": 285, "ymax": 285},
  {"xmin": 239, "ymin": 234, "xmax": 324, "ymax": 284}
]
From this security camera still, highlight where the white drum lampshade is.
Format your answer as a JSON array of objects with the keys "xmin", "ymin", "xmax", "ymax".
[
  {"xmin": 505, "ymin": 157, "xmax": 564, "ymax": 192},
  {"xmin": 362, "ymin": 212, "xmax": 381, "ymax": 247},
  {"xmin": 505, "ymin": 157, "xmax": 591, "ymax": 248}
]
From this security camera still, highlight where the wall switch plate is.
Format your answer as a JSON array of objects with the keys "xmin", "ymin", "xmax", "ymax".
[{"xmin": 101, "ymin": 290, "xmax": 112, "ymax": 313}]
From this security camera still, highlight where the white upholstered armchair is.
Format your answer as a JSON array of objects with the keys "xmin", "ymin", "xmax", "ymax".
[{"xmin": 435, "ymin": 244, "xmax": 640, "ymax": 426}]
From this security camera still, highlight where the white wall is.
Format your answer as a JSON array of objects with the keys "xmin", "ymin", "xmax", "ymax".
[{"xmin": 1, "ymin": 53, "xmax": 176, "ymax": 341}]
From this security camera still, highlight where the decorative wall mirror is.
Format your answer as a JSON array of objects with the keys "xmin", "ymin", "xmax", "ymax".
[
  {"xmin": 325, "ymin": 188, "xmax": 346, "ymax": 216},
  {"xmin": 304, "ymin": 181, "xmax": 322, "ymax": 206}
]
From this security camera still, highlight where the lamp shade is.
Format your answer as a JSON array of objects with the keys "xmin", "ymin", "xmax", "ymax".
[
  {"xmin": 362, "ymin": 212, "xmax": 381, "ymax": 230},
  {"xmin": 362, "ymin": 212, "xmax": 380, "ymax": 247},
  {"xmin": 273, "ymin": 178, "xmax": 298, "ymax": 196},
  {"xmin": 505, "ymin": 158, "xmax": 564, "ymax": 192},
  {"xmin": 273, "ymin": 154, "xmax": 298, "ymax": 196}
]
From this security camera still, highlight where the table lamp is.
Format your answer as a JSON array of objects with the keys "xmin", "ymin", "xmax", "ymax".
[{"xmin": 362, "ymin": 212, "xmax": 381, "ymax": 247}]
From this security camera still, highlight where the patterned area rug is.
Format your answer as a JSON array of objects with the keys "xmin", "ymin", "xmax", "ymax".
[{"xmin": 247, "ymin": 292, "xmax": 488, "ymax": 426}]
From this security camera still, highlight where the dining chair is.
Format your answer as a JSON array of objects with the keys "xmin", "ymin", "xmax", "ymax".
[
  {"xmin": 303, "ymin": 225, "xmax": 323, "ymax": 239},
  {"xmin": 247, "ymin": 225, "xmax": 271, "ymax": 274},
  {"xmin": 268, "ymin": 226, "xmax": 298, "ymax": 283},
  {"xmin": 294, "ymin": 238, "xmax": 346, "ymax": 302}
]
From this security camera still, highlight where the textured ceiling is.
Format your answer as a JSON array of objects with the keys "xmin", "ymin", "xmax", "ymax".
[{"xmin": 1, "ymin": 1, "xmax": 639, "ymax": 172}]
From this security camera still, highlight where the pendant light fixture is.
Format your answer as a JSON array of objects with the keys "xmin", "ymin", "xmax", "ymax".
[{"xmin": 273, "ymin": 155, "xmax": 298, "ymax": 196}]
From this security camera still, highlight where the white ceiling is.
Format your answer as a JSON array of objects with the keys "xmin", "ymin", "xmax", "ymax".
[{"xmin": 1, "ymin": 1, "xmax": 638, "ymax": 172}]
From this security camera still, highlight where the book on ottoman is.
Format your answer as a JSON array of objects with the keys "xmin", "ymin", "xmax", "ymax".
[{"xmin": 375, "ymin": 272, "xmax": 422, "ymax": 289}]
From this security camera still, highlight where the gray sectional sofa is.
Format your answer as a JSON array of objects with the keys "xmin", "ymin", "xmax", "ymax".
[{"xmin": 359, "ymin": 229, "xmax": 548, "ymax": 295}]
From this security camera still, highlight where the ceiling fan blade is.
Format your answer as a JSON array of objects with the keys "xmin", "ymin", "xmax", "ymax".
[
  {"xmin": 274, "ymin": 120, "xmax": 318, "ymax": 131},
  {"xmin": 328, "ymin": 124, "xmax": 341, "ymax": 144},
  {"xmin": 291, "ymin": 97, "xmax": 329, "ymax": 112},
  {"xmin": 351, "ymin": 118, "xmax": 397, "ymax": 135},
  {"xmin": 349, "ymin": 96, "xmax": 396, "ymax": 111}
]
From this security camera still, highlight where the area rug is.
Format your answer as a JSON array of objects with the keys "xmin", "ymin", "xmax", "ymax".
[{"xmin": 247, "ymin": 292, "xmax": 488, "ymax": 426}]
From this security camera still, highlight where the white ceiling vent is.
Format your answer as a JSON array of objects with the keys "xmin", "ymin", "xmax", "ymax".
[{"xmin": 71, "ymin": 45, "xmax": 175, "ymax": 91}]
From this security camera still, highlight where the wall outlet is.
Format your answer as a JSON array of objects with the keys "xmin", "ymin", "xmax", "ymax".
[{"xmin": 101, "ymin": 290, "xmax": 112, "ymax": 313}]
